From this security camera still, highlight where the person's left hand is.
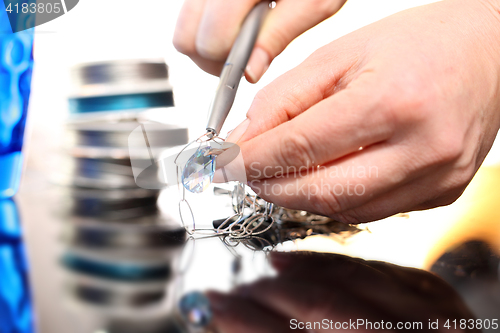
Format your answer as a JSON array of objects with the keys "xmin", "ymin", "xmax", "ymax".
[
  {"xmin": 206, "ymin": 252, "xmax": 478, "ymax": 332},
  {"xmin": 173, "ymin": 0, "xmax": 347, "ymax": 82}
]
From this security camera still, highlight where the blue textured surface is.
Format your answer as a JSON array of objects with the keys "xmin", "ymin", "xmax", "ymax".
[
  {"xmin": 0, "ymin": 199, "xmax": 34, "ymax": 333},
  {"xmin": 0, "ymin": 1, "xmax": 34, "ymax": 198}
]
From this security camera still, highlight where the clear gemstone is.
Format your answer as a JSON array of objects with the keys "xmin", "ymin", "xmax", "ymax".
[
  {"xmin": 182, "ymin": 146, "xmax": 216, "ymax": 193},
  {"xmin": 179, "ymin": 291, "xmax": 212, "ymax": 327}
]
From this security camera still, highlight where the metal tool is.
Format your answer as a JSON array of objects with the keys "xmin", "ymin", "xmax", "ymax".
[{"xmin": 205, "ymin": 1, "xmax": 271, "ymax": 136}]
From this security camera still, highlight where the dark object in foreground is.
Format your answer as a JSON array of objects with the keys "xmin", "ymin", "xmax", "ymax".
[{"xmin": 206, "ymin": 251, "xmax": 480, "ymax": 333}]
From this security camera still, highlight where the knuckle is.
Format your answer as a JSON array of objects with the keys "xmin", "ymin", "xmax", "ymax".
[
  {"xmin": 450, "ymin": 165, "xmax": 476, "ymax": 190},
  {"xmin": 263, "ymin": 27, "xmax": 291, "ymax": 55},
  {"xmin": 172, "ymin": 34, "xmax": 195, "ymax": 56},
  {"xmin": 364, "ymin": 90, "xmax": 400, "ymax": 134},
  {"xmin": 195, "ymin": 30, "xmax": 232, "ymax": 61},
  {"xmin": 384, "ymin": 73, "xmax": 433, "ymax": 125},
  {"xmin": 252, "ymin": 88, "xmax": 273, "ymax": 108},
  {"xmin": 248, "ymin": 88, "xmax": 290, "ymax": 126},
  {"xmin": 278, "ymin": 133, "xmax": 315, "ymax": 168},
  {"xmin": 308, "ymin": 183, "xmax": 345, "ymax": 217},
  {"xmin": 435, "ymin": 133, "xmax": 464, "ymax": 163}
]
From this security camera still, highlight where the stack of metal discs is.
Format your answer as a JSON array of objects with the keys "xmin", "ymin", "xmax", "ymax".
[
  {"xmin": 56, "ymin": 59, "xmax": 189, "ymax": 326},
  {"xmin": 58, "ymin": 59, "xmax": 188, "ymax": 220},
  {"xmin": 61, "ymin": 216, "xmax": 186, "ymax": 311},
  {"xmin": 68, "ymin": 59, "xmax": 174, "ymax": 115},
  {"xmin": 60, "ymin": 119, "xmax": 188, "ymax": 219}
]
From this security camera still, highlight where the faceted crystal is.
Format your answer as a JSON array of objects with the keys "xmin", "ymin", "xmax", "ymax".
[
  {"xmin": 179, "ymin": 291, "xmax": 212, "ymax": 327},
  {"xmin": 182, "ymin": 146, "xmax": 216, "ymax": 193}
]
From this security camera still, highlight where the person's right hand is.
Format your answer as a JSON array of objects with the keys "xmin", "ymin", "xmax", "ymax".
[
  {"xmin": 173, "ymin": 0, "xmax": 347, "ymax": 82},
  {"xmin": 220, "ymin": 0, "xmax": 500, "ymax": 224}
]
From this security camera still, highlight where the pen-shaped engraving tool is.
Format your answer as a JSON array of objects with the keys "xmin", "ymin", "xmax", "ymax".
[{"xmin": 205, "ymin": 1, "xmax": 271, "ymax": 138}]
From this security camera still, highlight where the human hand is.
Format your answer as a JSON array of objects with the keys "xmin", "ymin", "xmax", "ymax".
[
  {"xmin": 173, "ymin": 0, "xmax": 347, "ymax": 82},
  {"xmin": 223, "ymin": 0, "xmax": 500, "ymax": 223},
  {"xmin": 206, "ymin": 251, "xmax": 478, "ymax": 333}
]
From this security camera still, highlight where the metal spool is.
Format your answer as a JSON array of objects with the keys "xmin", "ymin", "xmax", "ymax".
[
  {"xmin": 62, "ymin": 216, "xmax": 186, "ymax": 250},
  {"xmin": 69, "ymin": 59, "xmax": 174, "ymax": 114}
]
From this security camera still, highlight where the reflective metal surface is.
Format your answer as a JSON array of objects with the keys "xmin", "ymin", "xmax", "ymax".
[{"xmin": 17, "ymin": 166, "xmax": 500, "ymax": 333}]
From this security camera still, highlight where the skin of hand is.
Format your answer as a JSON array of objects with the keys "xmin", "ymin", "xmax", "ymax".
[
  {"xmin": 172, "ymin": 0, "xmax": 347, "ymax": 82},
  {"xmin": 220, "ymin": 0, "xmax": 500, "ymax": 224},
  {"xmin": 206, "ymin": 251, "xmax": 479, "ymax": 333}
]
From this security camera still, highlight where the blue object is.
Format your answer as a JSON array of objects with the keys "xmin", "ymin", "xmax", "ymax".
[
  {"xmin": 0, "ymin": 199, "xmax": 34, "ymax": 333},
  {"xmin": 179, "ymin": 291, "xmax": 213, "ymax": 328},
  {"xmin": 0, "ymin": 1, "xmax": 34, "ymax": 198},
  {"xmin": 61, "ymin": 253, "xmax": 171, "ymax": 282},
  {"xmin": 68, "ymin": 91, "xmax": 174, "ymax": 114}
]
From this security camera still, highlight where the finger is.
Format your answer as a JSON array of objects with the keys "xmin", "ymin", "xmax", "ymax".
[
  {"xmin": 196, "ymin": 0, "xmax": 261, "ymax": 61},
  {"xmin": 227, "ymin": 38, "xmax": 363, "ymax": 143},
  {"xmin": 331, "ymin": 162, "xmax": 469, "ymax": 223},
  {"xmin": 245, "ymin": 0, "xmax": 348, "ymax": 82},
  {"xmin": 206, "ymin": 291, "xmax": 299, "ymax": 333},
  {"xmin": 173, "ymin": 0, "xmax": 207, "ymax": 56},
  {"xmin": 242, "ymin": 75, "xmax": 395, "ymax": 182},
  {"xmin": 364, "ymin": 260, "xmax": 452, "ymax": 297},
  {"xmin": 270, "ymin": 251, "xmax": 387, "ymax": 284},
  {"xmin": 173, "ymin": 0, "xmax": 228, "ymax": 75},
  {"xmin": 343, "ymin": 261, "xmax": 476, "ymax": 320},
  {"xmin": 183, "ymin": 54, "xmax": 226, "ymax": 76},
  {"xmin": 234, "ymin": 277, "xmax": 374, "ymax": 325},
  {"xmin": 270, "ymin": 251, "xmax": 357, "ymax": 272},
  {"xmin": 247, "ymin": 142, "xmax": 426, "ymax": 220}
]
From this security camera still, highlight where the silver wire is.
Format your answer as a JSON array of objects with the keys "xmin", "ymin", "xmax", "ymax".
[{"xmin": 174, "ymin": 133, "xmax": 276, "ymax": 246}]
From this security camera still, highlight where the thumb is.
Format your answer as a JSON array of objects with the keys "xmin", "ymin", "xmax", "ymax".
[{"xmin": 245, "ymin": 0, "xmax": 347, "ymax": 83}]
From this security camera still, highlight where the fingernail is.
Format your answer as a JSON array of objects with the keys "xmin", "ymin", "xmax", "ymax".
[
  {"xmin": 245, "ymin": 47, "xmax": 270, "ymax": 83},
  {"xmin": 226, "ymin": 118, "xmax": 250, "ymax": 143}
]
